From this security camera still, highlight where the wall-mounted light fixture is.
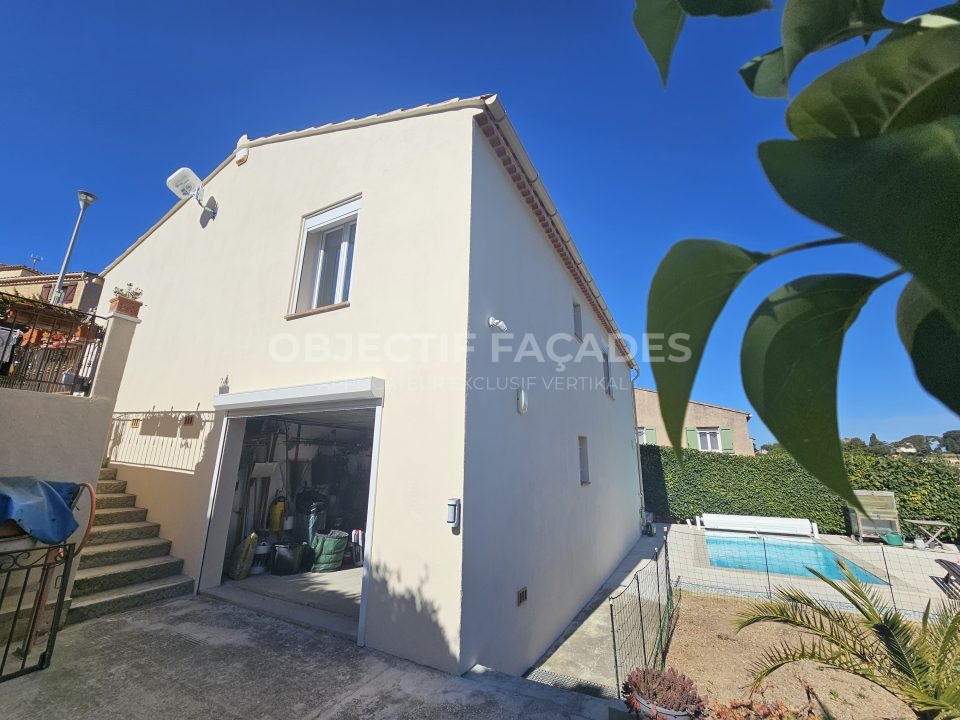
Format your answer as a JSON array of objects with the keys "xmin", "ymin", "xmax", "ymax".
[
  {"xmin": 517, "ymin": 387, "xmax": 528, "ymax": 415},
  {"xmin": 447, "ymin": 498, "xmax": 461, "ymax": 531},
  {"xmin": 487, "ymin": 316, "xmax": 508, "ymax": 332}
]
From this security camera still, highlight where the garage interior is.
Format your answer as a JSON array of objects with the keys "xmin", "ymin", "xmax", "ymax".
[{"xmin": 217, "ymin": 407, "xmax": 376, "ymax": 625}]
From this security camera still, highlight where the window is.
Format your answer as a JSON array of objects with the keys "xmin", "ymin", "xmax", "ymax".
[
  {"xmin": 697, "ymin": 427, "xmax": 721, "ymax": 452},
  {"xmin": 578, "ymin": 435, "xmax": 590, "ymax": 485},
  {"xmin": 638, "ymin": 427, "xmax": 658, "ymax": 445},
  {"xmin": 602, "ymin": 350, "xmax": 613, "ymax": 396},
  {"xmin": 292, "ymin": 199, "xmax": 360, "ymax": 314},
  {"xmin": 572, "ymin": 302, "xmax": 583, "ymax": 341}
]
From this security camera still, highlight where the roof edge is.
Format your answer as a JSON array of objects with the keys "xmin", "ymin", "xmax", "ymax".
[{"xmin": 634, "ymin": 386, "xmax": 753, "ymax": 417}]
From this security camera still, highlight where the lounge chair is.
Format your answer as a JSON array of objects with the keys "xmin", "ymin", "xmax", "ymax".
[{"xmin": 934, "ymin": 559, "xmax": 960, "ymax": 601}]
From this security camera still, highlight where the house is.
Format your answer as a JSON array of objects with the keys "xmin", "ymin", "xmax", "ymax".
[
  {"xmin": 96, "ymin": 95, "xmax": 644, "ymax": 676},
  {"xmin": 0, "ymin": 264, "xmax": 103, "ymax": 311},
  {"xmin": 634, "ymin": 387, "xmax": 754, "ymax": 456}
]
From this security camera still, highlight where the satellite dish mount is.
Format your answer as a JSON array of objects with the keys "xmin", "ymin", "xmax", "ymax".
[{"xmin": 166, "ymin": 167, "xmax": 216, "ymax": 219}]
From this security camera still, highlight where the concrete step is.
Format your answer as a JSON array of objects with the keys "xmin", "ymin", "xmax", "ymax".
[
  {"xmin": 73, "ymin": 556, "xmax": 184, "ymax": 597},
  {"xmin": 96, "ymin": 479, "xmax": 127, "ymax": 494},
  {"xmin": 93, "ymin": 507, "xmax": 147, "ymax": 526},
  {"xmin": 78, "ymin": 537, "xmax": 172, "ymax": 570},
  {"xmin": 67, "ymin": 575, "xmax": 195, "ymax": 625},
  {"xmin": 87, "ymin": 521, "xmax": 160, "ymax": 546},
  {"xmin": 95, "ymin": 493, "xmax": 136, "ymax": 509},
  {"xmin": 98, "ymin": 467, "xmax": 118, "ymax": 482}
]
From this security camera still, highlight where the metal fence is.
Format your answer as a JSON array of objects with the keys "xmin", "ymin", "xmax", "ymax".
[
  {"xmin": 664, "ymin": 524, "xmax": 958, "ymax": 620},
  {"xmin": 0, "ymin": 543, "xmax": 75, "ymax": 682},
  {"xmin": 608, "ymin": 540, "xmax": 678, "ymax": 692},
  {"xmin": 0, "ymin": 292, "xmax": 105, "ymax": 395}
]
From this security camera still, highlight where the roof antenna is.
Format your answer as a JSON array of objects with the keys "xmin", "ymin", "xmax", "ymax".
[{"xmin": 29, "ymin": 253, "xmax": 43, "ymax": 269}]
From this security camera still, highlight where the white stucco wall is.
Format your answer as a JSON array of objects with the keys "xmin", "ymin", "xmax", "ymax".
[
  {"xmin": 99, "ymin": 109, "xmax": 476, "ymax": 672},
  {"xmin": 459, "ymin": 124, "xmax": 643, "ymax": 674}
]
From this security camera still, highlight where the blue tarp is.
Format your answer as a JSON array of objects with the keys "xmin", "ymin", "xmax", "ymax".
[{"xmin": 0, "ymin": 477, "xmax": 78, "ymax": 544}]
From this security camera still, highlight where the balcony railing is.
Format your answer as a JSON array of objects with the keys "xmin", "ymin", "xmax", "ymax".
[{"xmin": 0, "ymin": 292, "xmax": 105, "ymax": 396}]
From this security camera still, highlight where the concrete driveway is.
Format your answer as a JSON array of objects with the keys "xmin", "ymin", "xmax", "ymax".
[{"xmin": 4, "ymin": 597, "xmax": 615, "ymax": 720}]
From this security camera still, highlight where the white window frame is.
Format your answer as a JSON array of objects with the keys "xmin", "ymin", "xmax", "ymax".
[
  {"xmin": 697, "ymin": 427, "xmax": 722, "ymax": 452},
  {"xmin": 290, "ymin": 197, "xmax": 361, "ymax": 313}
]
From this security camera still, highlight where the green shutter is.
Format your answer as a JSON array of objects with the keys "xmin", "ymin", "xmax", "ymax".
[
  {"xmin": 720, "ymin": 427, "xmax": 735, "ymax": 453},
  {"xmin": 685, "ymin": 427, "xmax": 698, "ymax": 449},
  {"xmin": 645, "ymin": 428, "xmax": 658, "ymax": 445}
]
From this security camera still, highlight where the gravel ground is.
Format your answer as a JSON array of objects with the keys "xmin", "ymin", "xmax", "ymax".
[{"xmin": 666, "ymin": 593, "xmax": 913, "ymax": 720}]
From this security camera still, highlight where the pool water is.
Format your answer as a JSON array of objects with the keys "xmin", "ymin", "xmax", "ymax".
[{"xmin": 705, "ymin": 534, "xmax": 886, "ymax": 584}]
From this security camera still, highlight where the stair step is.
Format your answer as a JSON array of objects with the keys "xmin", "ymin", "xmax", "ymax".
[
  {"xmin": 67, "ymin": 575, "xmax": 195, "ymax": 625},
  {"xmin": 73, "ymin": 556, "xmax": 184, "ymax": 597},
  {"xmin": 79, "ymin": 537, "xmax": 172, "ymax": 569},
  {"xmin": 95, "ymin": 493, "xmax": 136, "ymax": 509},
  {"xmin": 87, "ymin": 521, "xmax": 160, "ymax": 545},
  {"xmin": 96, "ymin": 479, "xmax": 127, "ymax": 494},
  {"xmin": 98, "ymin": 467, "xmax": 117, "ymax": 482},
  {"xmin": 93, "ymin": 507, "xmax": 147, "ymax": 526}
]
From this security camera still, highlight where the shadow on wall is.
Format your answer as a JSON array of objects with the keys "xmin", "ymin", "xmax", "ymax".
[
  {"xmin": 106, "ymin": 411, "xmax": 217, "ymax": 471},
  {"xmin": 364, "ymin": 562, "xmax": 458, "ymax": 673}
]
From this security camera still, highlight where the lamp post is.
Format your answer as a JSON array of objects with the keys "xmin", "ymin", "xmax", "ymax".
[{"xmin": 50, "ymin": 190, "xmax": 97, "ymax": 305}]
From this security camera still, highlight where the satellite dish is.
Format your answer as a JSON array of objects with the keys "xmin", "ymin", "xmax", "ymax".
[{"xmin": 166, "ymin": 167, "xmax": 215, "ymax": 218}]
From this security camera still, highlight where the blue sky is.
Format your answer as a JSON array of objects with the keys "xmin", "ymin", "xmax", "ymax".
[{"xmin": 1, "ymin": 1, "xmax": 954, "ymax": 444}]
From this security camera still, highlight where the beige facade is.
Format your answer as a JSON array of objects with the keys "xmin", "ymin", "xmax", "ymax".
[
  {"xmin": 98, "ymin": 96, "xmax": 642, "ymax": 676},
  {"xmin": 0, "ymin": 265, "xmax": 103, "ymax": 312},
  {"xmin": 634, "ymin": 387, "xmax": 754, "ymax": 456}
]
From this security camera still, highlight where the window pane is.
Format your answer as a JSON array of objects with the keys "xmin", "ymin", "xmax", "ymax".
[
  {"xmin": 709, "ymin": 432, "xmax": 720, "ymax": 451},
  {"xmin": 578, "ymin": 436, "xmax": 590, "ymax": 485},
  {"xmin": 296, "ymin": 231, "xmax": 323, "ymax": 313},
  {"xmin": 316, "ymin": 227, "xmax": 343, "ymax": 308}
]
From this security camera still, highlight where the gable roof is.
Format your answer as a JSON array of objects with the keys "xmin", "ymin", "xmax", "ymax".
[
  {"xmin": 634, "ymin": 387, "xmax": 752, "ymax": 418},
  {"xmin": 103, "ymin": 95, "xmax": 636, "ymax": 368}
]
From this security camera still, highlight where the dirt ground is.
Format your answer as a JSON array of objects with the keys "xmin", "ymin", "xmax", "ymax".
[{"xmin": 667, "ymin": 593, "xmax": 913, "ymax": 720}]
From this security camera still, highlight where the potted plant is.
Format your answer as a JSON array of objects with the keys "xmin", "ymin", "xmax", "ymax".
[
  {"xmin": 621, "ymin": 667, "xmax": 706, "ymax": 719},
  {"xmin": 109, "ymin": 283, "xmax": 143, "ymax": 317}
]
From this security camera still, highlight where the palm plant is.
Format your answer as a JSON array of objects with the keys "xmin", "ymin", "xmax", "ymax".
[{"xmin": 737, "ymin": 560, "xmax": 960, "ymax": 719}]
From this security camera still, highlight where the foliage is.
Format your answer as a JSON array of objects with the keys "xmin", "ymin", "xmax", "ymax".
[
  {"xmin": 113, "ymin": 283, "xmax": 143, "ymax": 300},
  {"xmin": 942, "ymin": 431, "xmax": 960, "ymax": 454},
  {"xmin": 639, "ymin": 446, "xmax": 960, "ymax": 539},
  {"xmin": 898, "ymin": 435, "xmax": 936, "ymax": 455},
  {"xmin": 622, "ymin": 666, "xmax": 707, "ymax": 717},
  {"xmin": 736, "ymin": 559, "xmax": 960, "ymax": 719},
  {"xmin": 632, "ymin": 0, "xmax": 960, "ymax": 507},
  {"xmin": 709, "ymin": 686, "xmax": 831, "ymax": 719}
]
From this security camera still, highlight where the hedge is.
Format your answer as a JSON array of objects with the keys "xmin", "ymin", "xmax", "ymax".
[{"xmin": 640, "ymin": 446, "xmax": 960, "ymax": 541}]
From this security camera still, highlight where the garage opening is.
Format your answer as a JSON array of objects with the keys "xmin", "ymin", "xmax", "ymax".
[{"xmin": 213, "ymin": 407, "xmax": 377, "ymax": 629}]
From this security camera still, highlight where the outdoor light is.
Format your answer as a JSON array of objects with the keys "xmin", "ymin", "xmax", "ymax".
[
  {"xmin": 488, "ymin": 316, "xmax": 508, "ymax": 332},
  {"xmin": 50, "ymin": 189, "xmax": 97, "ymax": 305}
]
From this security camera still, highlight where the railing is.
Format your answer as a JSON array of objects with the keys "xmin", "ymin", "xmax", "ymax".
[
  {"xmin": 0, "ymin": 291, "xmax": 105, "ymax": 395},
  {"xmin": 0, "ymin": 543, "xmax": 75, "ymax": 682},
  {"xmin": 608, "ymin": 540, "xmax": 678, "ymax": 693}
]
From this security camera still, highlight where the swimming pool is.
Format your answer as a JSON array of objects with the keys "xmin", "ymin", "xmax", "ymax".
[{"xmin": 705, "ymin": 534, "xmax": 886, "ymax": 584}]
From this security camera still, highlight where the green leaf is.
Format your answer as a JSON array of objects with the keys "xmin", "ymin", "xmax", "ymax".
[
  {"xmin": 741, "ymin": 274, "xmax": 882, "ymax": 505},
  {"xmin": 633, "ymin": 0, "xmax": 687, "ymax": 85},
  {"xmin": 787, "ymin": 25, "xmax": 960, "ymax": 139},
  {"xmin": 678, "ymin": 0, "xmax": 772, "ymax": 17},
  {"xmin": 739, "ymin": 48, "xmax": 788, "ymax": 98},
  {"xmin": 648, "ymin": 240, "xmax": 768, "ymax": 453},
  {"xmin": 896, "ymin": 279, "xmax": 960, "ymax": 415},
  {"xmin": 759, "ymin": 117, "xmax": 960, "ymax": 331},
  {"xmin": 781, "ymin": 0, "xmax": 883, "ymax": 79}
]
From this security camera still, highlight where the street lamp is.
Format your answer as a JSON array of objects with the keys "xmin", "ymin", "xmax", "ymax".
[{"xmin": 50, "ymin": 190, "xmax": 97, "ymax": 305}]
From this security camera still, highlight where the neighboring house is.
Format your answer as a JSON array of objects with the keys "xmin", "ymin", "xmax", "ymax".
[
  {"xmin": 634, "ymin": 387, "xmax": 754, "ymax": 456},
  {"xmin": 97, "ymin": 95, "xmax": 643, "ymax": 677},
  {"xmin": 893, "ymin": 444, "xmax": 918, "ymax": 454},
  {"xmin": 0, "ymin": 264, "xmax": 103, "ymax": 311}
]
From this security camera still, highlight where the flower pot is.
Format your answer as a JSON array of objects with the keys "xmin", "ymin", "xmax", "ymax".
[
  {"xmin": 625, "ymin": 692, "xmax": 694, "ymax": 719},
  {"xmin": 109, "ymin": 296, "xmax": 142, "ymax": 318}
]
